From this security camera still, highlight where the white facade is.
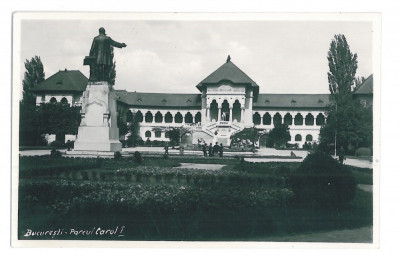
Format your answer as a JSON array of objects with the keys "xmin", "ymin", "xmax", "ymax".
[{"xmin": 35, "ymin": 93, "xmax": 83, "ymax": 106}]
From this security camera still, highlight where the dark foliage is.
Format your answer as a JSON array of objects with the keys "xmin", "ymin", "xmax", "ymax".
[
  {"xmin": 22, "ymin": 56, "xmax": 45, "ymax": 105},
  {"xmin": 50, "ymin": 149, "xmax": 62, "ymax": 158},
  {"xmin": 133, "ymin": 151, "xmax": 142, "ymax": 164},
  {"xmin": 268, "ymin": 123, "xmax": 291, "ymax": 148},
  {"xmin": 49, "ymin": 140, "xmax": 63, "ymax": 149},
  {"xmin": 20, "ymin": 102, "xmax": 81, "ymax": 146},
  {"xmin": 114, "ymin": 151, "xmax": 122, "ymax": 160},
  {"xmin": 290, "ymin": 152, "xmax": 357, "ymax": 208}
]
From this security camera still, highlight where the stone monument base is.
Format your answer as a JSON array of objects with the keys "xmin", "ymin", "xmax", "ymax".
[
  {"xmin": 73, "ymin": 81, "xmax": 122, "ymax": 153},
  {"xmin": 73, "ymin": 127, "xmax": 122, "ymax": 152}
]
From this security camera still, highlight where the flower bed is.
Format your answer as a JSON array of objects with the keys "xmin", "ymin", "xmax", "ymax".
[
  {"xmin": 19, "ymin": 156, "xmax": 101, "ymax": 178},
  {"xmin": 18, "ymin": 179, "xmax": 294, "ymax": 240}
]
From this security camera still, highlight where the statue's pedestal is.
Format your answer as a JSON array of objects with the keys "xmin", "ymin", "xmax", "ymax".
[{"xmin": 72, "ymin": 81, "xmax": 122, "ymax": 153}]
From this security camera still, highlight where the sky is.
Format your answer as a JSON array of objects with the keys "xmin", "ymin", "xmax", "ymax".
[{"xmin": 19, "ymin": 17, "xmax": 373, "ymax": 95}]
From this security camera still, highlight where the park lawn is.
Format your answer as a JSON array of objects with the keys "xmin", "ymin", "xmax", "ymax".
[{"xmin": 17, "ymin": 155, "xmax": 373, "ymax": 241}]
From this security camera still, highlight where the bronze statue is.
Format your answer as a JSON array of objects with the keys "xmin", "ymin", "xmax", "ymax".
[{"xmin": 84, "ymin": 27, "xmax": 127, "ymax": 82}]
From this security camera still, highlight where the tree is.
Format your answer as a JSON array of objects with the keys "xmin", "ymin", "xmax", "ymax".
[
  {"xmin": 39, "ymin": 102, "xmax": 81, "ymax": 142},
  {"xmin": 19, "ymin": 56, "xmax": 46, "ymax": 146},
  {"xmin": 327, "ymin": 34, "xmax": 358, "ymax": 104},
  {"xmin": 167, "ymin": 126, "xmax": 191, "ymax": 147},
  {"xmin": 320, "ymin": 34, "xmax": 372, "ymax": 154},
  {"xmin": 19, "ymin": 101, "xmax": 44, "ymax": 146},
  {"xmin": 22, "ymin": 56, "xmax": 45, "ymax": 105},
  {"xmin": 268, "ymin": 123, "xmax": 291, "ymax": 148},
  {"xmin": 19, "ymin": 102, "xmax": 81, "ymax": 146},
  {"xmin": 109, "ymin": 61, "xmax": 116, "ymax": 86},
  {"xmin": 230, "ymin": 127, "xmax": 264, "ymax": 147},
  {"xmin": 127, "ymin": 112, "xmax": 142, "ymax": 146},
  {"xmin": 319, "ymin": 100, "xmax": 372, "ymax": 154}
]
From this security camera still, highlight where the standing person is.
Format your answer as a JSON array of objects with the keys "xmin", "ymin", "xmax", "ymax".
[
  {"xmin": 202, "ymin": 143, "xmax": 208, "ymax": 157},
  {"xmin": 219, "ymin": 143, "xmax": 224, "ymax": 157},
  {"xmin": 164, "ymin": 144, "xmax": 169, "ymax": 157},
  {"xmin": 338, "ymin": 146, "xmax": 346, "ymax": 164},
  {"xmin": 209, "ymin": 143, "xmax": 213, "ymax": 157},
  {"xmin": 213, "ymin": 142, "xmax": 220, "ymax": 156}
]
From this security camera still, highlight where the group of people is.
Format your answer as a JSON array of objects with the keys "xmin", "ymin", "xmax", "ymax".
[{"xmin": 202, "ymin": 142, "xmax": 224, "ymax": 157}]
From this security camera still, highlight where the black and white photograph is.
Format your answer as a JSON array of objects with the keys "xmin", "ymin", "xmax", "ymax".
[{"xmin": 11, "ymin": 12, "xmax": 379, "ymax": 247}]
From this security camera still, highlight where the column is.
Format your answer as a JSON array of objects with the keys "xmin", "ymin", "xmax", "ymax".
[
  {"xmin": 206, "ymin": 107, "xmax": 210, "ymax": 122},
  {"xmin": 229, "ymin": 107, "xmax": 233, "ymax": 123},
  {"xmin": 218, "ymin": 107, "xmax": 221, "ymax": 122},
  {"xmin": 240, "ymin": 108, "xmax": 244, "ymax": 123}
]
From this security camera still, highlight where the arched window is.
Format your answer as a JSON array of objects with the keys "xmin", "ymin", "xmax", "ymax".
[
  {"xmin": 294, "ymin": 113, "xmax": 303, "ymax": 125},
  {"xmin": 175, "ymin": 112, "xmax": 183, "ymax": 123},
  {"xmin": 145, "ymin": 111, "xmax": 153, "ymax": 123},
  {"xmin": 262, "ymin": 112, "xmax": 271, "ymax": 125},
  {"xmin": 50, "ymin": 97, "xmax": 57, "ymax": 104},
  {"xmin": 295, "ymin": 134, "xmax": 302, "ymax": 141},
  {"xmin": 253, "ymin": 112, "xmax": 261, "ymax": 125},
  {"xmin": 195, "ymin": 112, "xmax": 201, "ymax": 123},
  {"xmin": 135, "ymin": 110, "xmax": 143, "ymax": 122},
  {"xmin": 305, "ymin": 113, "xmax": 314, "ymax": 126},
  {"xmin": 60, "ymin": 97, "xmax": 68, "ymax": 105},
  {"xmin": 316, "ymin": 113, "xmax": 325, "ymax": 126},
  {"xmin": 185, "ymin": 112, "xmax": 193, "ymax": 124},
  {"xmin": 273, "ymin": 113, "xmax": 282, "ymax": 126},
  {"xmin": 155, "ymin": 131, "xmax": 161, "ymax": 138},
  {"xmin": 284, "ymin": 113, "xmax": 292, "ymax": 125},
  {"xmin": 306, "ymin": 134, "xmax": 313, "ymax": 142},
  {"xmin": 145, "ymin": 131, "xmax": 151, "ymax": 138},
  {"xmin": 155, "ymin": 111, "xmax": 163, "ymax": 123},
  {"xmin": 164, "ymin": 112, "xmax": 173, "ymax": 123}
]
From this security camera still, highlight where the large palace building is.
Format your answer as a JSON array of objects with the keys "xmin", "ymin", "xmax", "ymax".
[{"xmin": 31, "ymin": 56, "xmax": 373, "ymax": 147}]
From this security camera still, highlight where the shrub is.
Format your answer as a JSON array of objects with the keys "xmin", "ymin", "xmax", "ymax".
[
  {"xmin": 290, "ymin": 151, "xmax": 357, "ymax": 208},
  {"xmin": 49, "ymin": 140, "xmax": 63, "ymax": 149},
  {"xmin": 355, "ymin": 147, "xmax": 372, "ymax": 157},
  {"xmin": 114, "ymin": 151, "xmax": 122, "ymax": 160},
  {"xmin": 133, "ymin": 151, "xmax": 142, "ymax": 164},
  {"xmin": 50, "ymin": 148, "xmax": 62, "ymax": 158}
]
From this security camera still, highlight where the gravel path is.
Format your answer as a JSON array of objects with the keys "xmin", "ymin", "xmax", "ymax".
[{"xmin": 178, "ymin": 163, "xmax": 226, "ymax": 170}]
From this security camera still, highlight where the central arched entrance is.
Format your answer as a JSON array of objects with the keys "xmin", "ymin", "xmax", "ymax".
[
  {"xmin": 232, "ymin": 100, "xmax": 241, "ymax": 122},
  {"xmin": 210, "ymin": 100, "xmax": 218, "ymax": 122},
  {"xmin": 221, "ymin": 100, "xmax": 230, "ymax": 121}
]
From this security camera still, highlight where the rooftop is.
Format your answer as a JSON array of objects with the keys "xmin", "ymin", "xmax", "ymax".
[
  {"xmin": 254, "ymin": 94, "xmax": 331, "ymax": 109},
  {"xmin": 115, "ymin": 91, "xmax": 202, "ymax": 108},
  {"xmin": 31, "ymin": 69, "xmax": 88, "ymax": 92},
  {"xmin": 196, "ymin": 56, "xmax": 259, "ymax": 95},
  {"xmin": 354, "ymin": 74, "xmax": 373, "ymax": 95}
]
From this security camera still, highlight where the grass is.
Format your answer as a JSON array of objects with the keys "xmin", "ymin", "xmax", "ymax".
[{"xmin": 18, "ymin": 155, "xmax": 373, "ymax": 241}]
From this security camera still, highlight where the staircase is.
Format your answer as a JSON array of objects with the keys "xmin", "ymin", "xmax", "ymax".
[{"xmin": 192, "ymin": 121, "xmax": 244, "ymax": 146}]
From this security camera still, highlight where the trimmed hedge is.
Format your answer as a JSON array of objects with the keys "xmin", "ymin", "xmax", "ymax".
[{"xmin": 355, "ymin": 147, "xmax": 372, "ymax": 157}]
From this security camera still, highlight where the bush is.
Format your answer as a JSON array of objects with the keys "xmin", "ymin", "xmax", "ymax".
[
  {"xmin": 290, "ymin": 152, "xmax": 357, "ymax": 208},
  {"xmin": 133, "ymin": 151, "xmax": 142, "ymax": 164},
  {"xmin": 49, "ymin": 140, "xmax": 63, "ymax": 149},
  {"xmin": 50, "ymin": 148, "xmax": 62, "ymax": 158},
  {"xmin": 114, "ymin": 151, "xmax": 122, "ymax": 160},
  {"xmin": 355, "ymin": 147, "xmax": 372, "ymax": 157}
]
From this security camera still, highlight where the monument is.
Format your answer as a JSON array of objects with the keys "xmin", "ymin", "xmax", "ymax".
[{"xmin": 73, "ymin": 28, "xmax": 127, "ymax": 153}]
